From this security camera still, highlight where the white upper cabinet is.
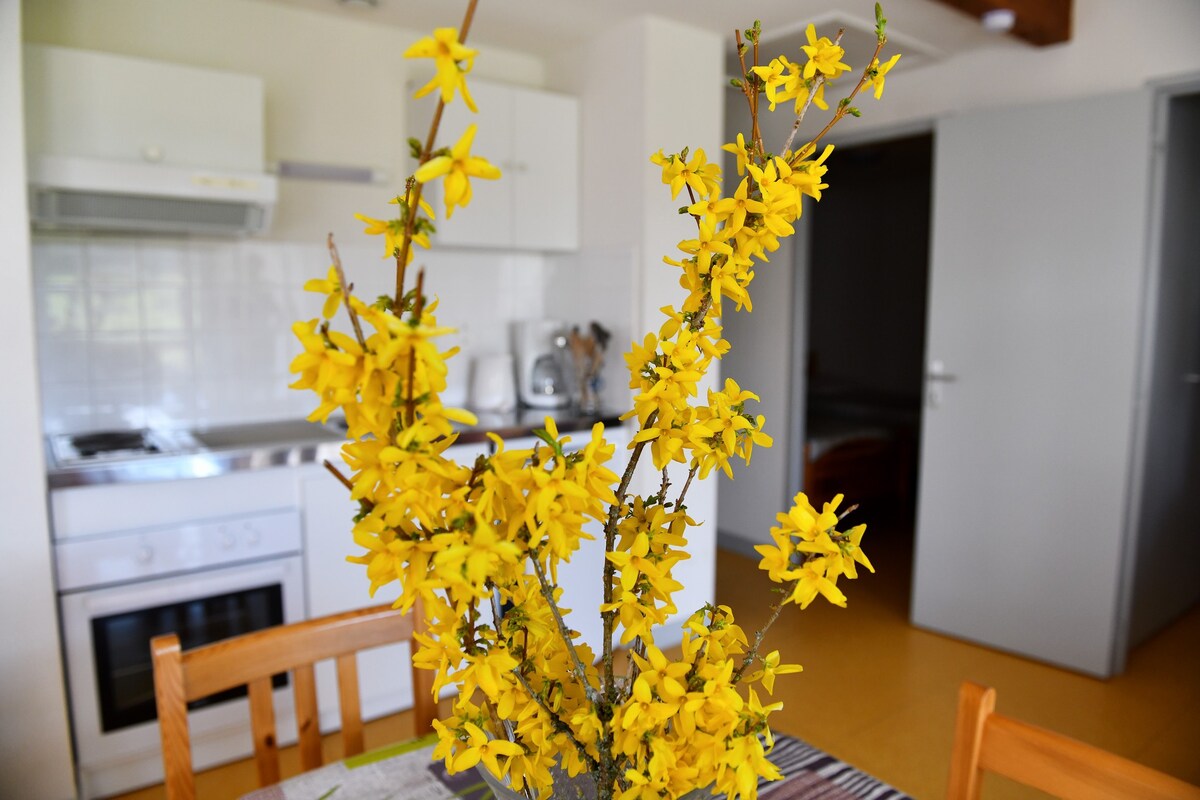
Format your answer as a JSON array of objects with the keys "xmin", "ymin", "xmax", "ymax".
[
  {"xmin": 411, "ymin": 79, "xmax": 579, "ymax": 251},
  {"xmin": 24, "ymin": 44, "xmax": 265, "ymax": 172}
]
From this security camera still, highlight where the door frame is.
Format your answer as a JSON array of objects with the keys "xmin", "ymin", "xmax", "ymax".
[{"xmin": 1112, "ymin": 72, "xmax": 1200, "ymax": 672}]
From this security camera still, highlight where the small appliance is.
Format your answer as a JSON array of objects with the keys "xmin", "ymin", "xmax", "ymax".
[
  {"xmin": 470, "ymin": 354, "xmax": 517, "ymax": 412},
  {"xmin": 512, "ymin": 320, "xmax": 571, "ymax": 409}
]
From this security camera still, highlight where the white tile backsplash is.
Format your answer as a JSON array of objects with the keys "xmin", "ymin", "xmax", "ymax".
[{"xmin": 32, "ymin": 235, "xmax": 553, "ymax": 433}]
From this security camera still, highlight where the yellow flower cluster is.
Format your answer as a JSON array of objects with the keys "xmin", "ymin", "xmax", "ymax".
[
  {"xmin": 290, "ymin": 11, "xmax": 898, "ymax": 800},
  {"xmin": 755, "ymin": 493, "xmax": 874, "ymax": 609}
]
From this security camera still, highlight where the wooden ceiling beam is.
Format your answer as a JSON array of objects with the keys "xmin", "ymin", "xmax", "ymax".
[{"xmin": 928, "ymin": 0, "xmax": 1072, "ymax": 46}]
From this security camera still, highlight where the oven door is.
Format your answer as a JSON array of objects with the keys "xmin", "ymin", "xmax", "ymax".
[{"xmin": 60, "ymin": 555, "xmax": 305, "ymax": 799}]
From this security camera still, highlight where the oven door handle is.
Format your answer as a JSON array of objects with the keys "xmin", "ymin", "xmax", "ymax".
[{"xmin": 72, "ymin": 557, "xmax": 301, "ymax": 617}]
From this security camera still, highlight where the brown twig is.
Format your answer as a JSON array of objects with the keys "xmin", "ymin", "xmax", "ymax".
[
  {"xmin": 600, "ymin": 411, "xmax": 657, "ymax": 697},
  {"xmin": 734, "ymin": 28, "xmax": 764, "ymax": 160},
  {"xmin": 529, "ymin": 549, "xmax": 601, "ymax": 705},
  {"xmin": 403, "ymin": 268, "xmax": 426, "ymax": 428},
  {"xmin": 327, "ymin": 234, "xmax": 366, "ymax": 348},
  {"xmin": 512, "ymin": 669, "xmax": 601, "ymax": 774},
  {"xmin": 730, "ymin": 579, "xmax": 797, "ymax": 684},
  {"xmin": 673, "ymin": 465, "xmax": 698, "ymax": 510},
  {"xmin": 323, "ymin": 459, "xmax": 375, "ymax": 515},
  {"xmin": 789, "ymin": 34, "xmax": 885, "ymax": 165},
  {"xmin": 395, "ymin": 0, "xmax": 480, "ymax": 307}
]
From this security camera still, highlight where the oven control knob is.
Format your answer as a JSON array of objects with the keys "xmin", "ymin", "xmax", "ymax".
[
  {"xmin": 136, "ymin": 545, "xmax": 154, "ymax": 564},
  {"xmin": 244, "ymin": 525, "xmax": 261, "ymax": 546},
  {"xmin": 219, "ymin": 528, "xmax": 235, "ymax": 550}
]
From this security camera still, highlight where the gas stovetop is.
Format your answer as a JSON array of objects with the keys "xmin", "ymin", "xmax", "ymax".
[{"xmin": 48, "ymin": 428, "xmax": 199, "ymax": 468}]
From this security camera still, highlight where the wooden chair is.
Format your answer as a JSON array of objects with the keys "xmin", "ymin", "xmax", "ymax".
[
  {"xmin": 947, "ymin": 681, "xmax": 1200, "ymax": 800},
  {"xmin": 151, "ymin": 602, "xmax": 437, "ymax": 800}
]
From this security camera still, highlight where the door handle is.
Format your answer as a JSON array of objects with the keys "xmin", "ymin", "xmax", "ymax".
[
  {"xmin": 926, "ymin": 360, "xmax": 957, "ymax": 409},
  {"xmin": 927, "ymin": 360, "xmax": 958, "ymax": 382},
  {"xmin": 1184, "ymin": 373, "xmax": 1200, "ymax": 386}
]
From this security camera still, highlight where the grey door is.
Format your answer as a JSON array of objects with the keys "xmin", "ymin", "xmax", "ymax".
[{"xmin": 911, "ymin": 90, "xmax": 1154, "ymax": 677}]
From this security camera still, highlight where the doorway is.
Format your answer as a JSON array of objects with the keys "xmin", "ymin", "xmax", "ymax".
[
  {"xmin": 1123, "ymin": 88, "xmax": 1200, "ymax": 650},
  {"xmin": 800, "ymin": 132, "xmax": 933, "ymax": 615}
]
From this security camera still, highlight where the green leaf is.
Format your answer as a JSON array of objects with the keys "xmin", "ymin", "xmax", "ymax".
[
  {"xmin": 848, "ymin": 106, "xmax": 862, "ymax": 117},
  {"xmin": 532, "ymin": 428, "xmax": 565, "ymax": 459},
  {"xmin": 407, "ymin": 137, "xmax": 423, "ymax": 159}
]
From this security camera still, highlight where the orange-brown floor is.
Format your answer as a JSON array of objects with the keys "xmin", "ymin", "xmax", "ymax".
[{"xmin": 113, "ymin": 527, "xmax": 1200, "ymax": 799}]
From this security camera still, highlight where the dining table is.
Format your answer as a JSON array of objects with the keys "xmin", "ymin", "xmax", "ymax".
[{"xmin": 237, "ymin": 732, "xmax": 913, "ymax": 800}]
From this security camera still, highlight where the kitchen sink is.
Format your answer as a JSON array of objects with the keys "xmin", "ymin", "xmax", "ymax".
[{"xmin": 189, "ymin": 419, "xmax": 340, "ymax": 450}]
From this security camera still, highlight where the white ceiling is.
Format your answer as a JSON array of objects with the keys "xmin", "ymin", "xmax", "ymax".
[{"xmin": 254, "ymin": 0, "xmax": 1014, "ymax": 64}]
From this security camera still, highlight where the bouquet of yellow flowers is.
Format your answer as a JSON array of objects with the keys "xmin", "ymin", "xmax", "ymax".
[{"xmin": 290, "ymin": 3, "xmax": 898, "ymax": 798}]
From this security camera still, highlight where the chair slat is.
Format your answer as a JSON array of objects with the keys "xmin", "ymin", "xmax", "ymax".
[
  {"xmin": 947, "ymin": 681, "xmax": 1200, "ymax": 800},
  {"xmin": 150, "ymin": 634, "xmax": 196, "ymax": 800},
  {"xmin": 183, "ymin": 606, "xmax": 414, "ymax": 701},
  {"xmin": 337, "ymin": 653, "xmax": 365, "ymax": 756},
  {"xmin": 945, "ymin": 682, "xmax": 994, "ymax": 800},
  {"xmin": 981, "ymin": 713, "xmax": 1200, "ymax": 800},
  {"xmin": 411, "ymin": 604, "xmax": 437, "ymax": 736},
  {"xmin": 247, "ymin": 676, "xmax": 280, "ymax": 786},
  {"xmin": 293, "ymin": 663, "xmax": 323, "ymax": 771}
]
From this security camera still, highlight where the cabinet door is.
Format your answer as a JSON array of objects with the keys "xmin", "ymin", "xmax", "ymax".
[
  {"xmin": 419, "ymin": 80, "xmax": 513, "ymax": 248},
  {"xmin": 911, "ymin": 90, "xmax": 1154, "ymax": 677},
  {"xmin": 512, "ymin": 86, "xmax": 579, "ymax": 251},
  {"xmin": 24, "ymin": 45, "xmax": 264, "ymax": 171}
]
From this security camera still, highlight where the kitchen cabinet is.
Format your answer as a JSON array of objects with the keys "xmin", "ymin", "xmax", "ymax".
[
  {"xmin": 412, "ymin": 79, "xmax": 579, "ymax": 251},
  {"xmin": 24, "ymin": 44, "xmax": 264, "ymax": 172}
]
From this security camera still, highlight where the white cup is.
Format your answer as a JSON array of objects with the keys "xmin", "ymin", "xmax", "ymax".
[{"xmin": 470, "ymin": 354, "xmax": 517, "ymax": 412}]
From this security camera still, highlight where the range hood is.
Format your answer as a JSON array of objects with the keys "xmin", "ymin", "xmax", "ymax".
[
  {"xmin": 24, "ymin": 45, "xmax": 277, "ymax": 237},
  {"xmin": 28, "ymin": 156, "xmax": 277, "ymax": 237}
]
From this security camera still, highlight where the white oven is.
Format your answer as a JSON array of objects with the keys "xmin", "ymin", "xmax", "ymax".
[{"xmin": 51, "ymin": 469, "xmax": 308, "ymax": 799}]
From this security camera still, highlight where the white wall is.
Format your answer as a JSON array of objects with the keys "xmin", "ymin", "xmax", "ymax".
[
  {"xmin": 837, "ymin": 0, "xmax": 1200, "ymax": 139},
  {"xmin": 31, "ymin": 237, "xmax": 548, "ymax": 433},
  {"xmin": 0, "ymin": 1, "xmax": 77, "ymax": 796},
  {"xmin": 547, "ymin": 16, "xmax": 725, "ymax": 640}
]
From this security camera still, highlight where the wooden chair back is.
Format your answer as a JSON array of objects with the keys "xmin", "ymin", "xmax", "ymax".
[
  {"xmin": 947, "ymin": 681, "xmax": 1200, "ymax": 800},
  {"xmin": 151, "ymin": 602, "xmax": 436, "ymax": 800}
]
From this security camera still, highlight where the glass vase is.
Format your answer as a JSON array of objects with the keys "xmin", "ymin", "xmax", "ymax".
[{"xmin": 476, "ymin": 764, "xmax": 710, "ymax": 799}]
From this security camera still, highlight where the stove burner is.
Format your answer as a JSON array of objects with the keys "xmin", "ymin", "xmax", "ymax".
[{"xmin": 70, "ymin": 431, "xmax": 160, "ymax": 458}]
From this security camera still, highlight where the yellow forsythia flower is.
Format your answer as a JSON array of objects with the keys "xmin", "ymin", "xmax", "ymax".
[
  {"xmin": 405, "ymin": 27, "xmax": 479, "ymax": 111},
  {"xmin": 865, "ymin": 53, "xmax": 901, "ymax": 99},
  {"xmin": 801, "ymin": 23, "xmax": 851, "ymax": 80},
  {"xmin": 413, "ymin": 124, "xmax": 502, "ymax": 218}
]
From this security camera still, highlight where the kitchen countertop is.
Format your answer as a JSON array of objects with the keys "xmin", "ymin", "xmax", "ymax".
[{"xmin": 46, "ymin": 408, "xmax": 626, "ymax": 489}]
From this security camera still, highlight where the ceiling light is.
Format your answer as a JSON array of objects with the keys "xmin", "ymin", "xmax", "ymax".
[{"xmin": 981, "ymin": 8, "xmax": 1017, "ymax": 33}]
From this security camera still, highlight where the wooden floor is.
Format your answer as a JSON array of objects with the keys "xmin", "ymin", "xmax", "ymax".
[{"xmin": 113, "ymin": 523, "xmax": 1200, "ymax": 799}]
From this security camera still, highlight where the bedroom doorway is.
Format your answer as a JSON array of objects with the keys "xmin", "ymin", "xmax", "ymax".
[{"xmin": 799, "ymin": 131, "xmax": 933, "ymax": 616}]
